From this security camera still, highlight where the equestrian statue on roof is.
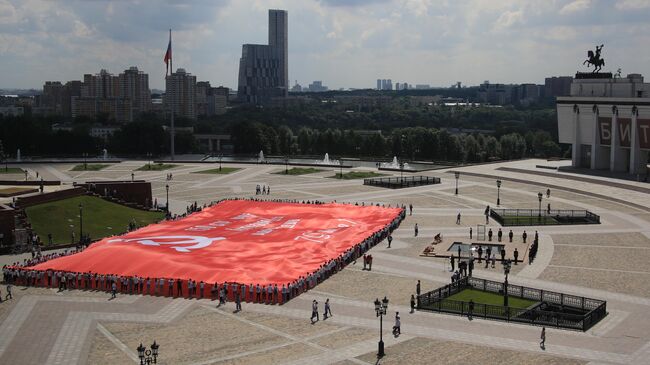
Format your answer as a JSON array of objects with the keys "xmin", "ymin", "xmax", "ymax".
[{"xmin": 583, "ymin": 44, "xmax": 605, "ymax": 73}]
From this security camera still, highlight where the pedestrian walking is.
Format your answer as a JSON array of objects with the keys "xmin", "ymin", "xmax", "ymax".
[
  {"xmin": 514, "ymin": 248, "xmax": 519, "ymax": 264},
  {"xmin": 509, "ymin": 229, "xmax": 513, "ymax": 243},
  {"xmin": 387, "ymin": 234, "xmax": 392, "ymax": 248},
  {"xmin": 456, "ymin": 213, "xmax": 461, "ymax": 225},
  {"xmin": 111, "ymin": 282, "xmax": 117, "ymax": 299},
  {"xmin": 540, "ymin": 327, "xmax": 546, "ymax": 349},
  {"xmin": 469, "ymin": 227, "xmax": 472, "ymax": 239},
  {"xmin": 546, "ymin": 188, "xmax": 551, "ymax": 198},
  {"xmin": 311, "ymin": 300, "xmax": 319, "ymax": 324},
  {"xmin": 235, "ymin": 291, "xmax": 242, "ymax": 312},
  {"xmin": 393, "ymin": 312, "xmax": 401, "ymax": 336},
  {"xmin": 522, "ymin": 231, "xmax": 527, "ymax": 243},
  {"xmin": 497, "ymin": 228, "xmax": 503, "ymax": 242},
  {"xmin": 5, "ymin": 283, "xmax": 12, "ymax": 300},
  {"xmin": 324, "ymin": 298, "xmax": 332, "ymax": 319},
  {"xmin": 468, "ymin": 299, "xmax": 474, "ymax": 320},
  {"xmin": 416, "ymin": 280, "xmax": 421, "ymax": 296},
  {"xmin": 414, "ymin": 223, "xmax": 419, "ymax": 237},
  {"xmin": 410, "ymin": 294, "xmax": 416, "ymax": 313},
  {"xmin": 409, "ymin": 204, "xmax": 413, "ymax": 215}
]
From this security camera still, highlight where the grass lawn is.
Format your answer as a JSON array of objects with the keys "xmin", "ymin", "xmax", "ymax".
[
  {"xmin": 25, "ymin": 195, "xmax": 165, "ymax": 245},
  {"xmin": 192, "ymin": 167, "xmax": 241, "ymax": 174},
  {"xmin": 135, "ymin": 163, "xmax": 178, "ymax": 171},
  {"xmin": 70, "ymin": 164, "xmax": 111, "ymax": 171},
  {"xmin": 501, "ymin": 216, "xmax": 558, "ymax": 226},
  {"xmin": 273, "ymin": 167, "xmax": 323, "ymax": 175},
  {"xmin": 446, "ymin": 288, "xmax": 537, "ymax": 309},
  {"xmin": 0, "ymin": 187, "xmax": 38, "ymax": 197},
  {"xmin": 330, "ymin": 171, "xmax": 386, "ymax": 179},
  {"xmin": 0, "ymin": 167, "xmax": 23, "ymax": 174}
]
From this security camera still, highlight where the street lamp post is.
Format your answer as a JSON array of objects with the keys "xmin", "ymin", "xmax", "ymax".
[
  {"xmin": 538, "ymin": 192, "xmax": 543, "ymax": 219},
  {"xmin": 284, "ymin": 156, "xmax": 289, "ymax": 174},
  {"xmin": 219, "ymin": 154, "xmax": 223, "ymax": 172},
  {"xmin": 78, "ymin": 203, "xmax": 83, "ymax": 244},
  {"xmin": 83, "ymin": 153, "xmax": 88, "ymax": 170},
  {"xmin": 502, "ymin": 259, "xmax": 511, "ymax": 307},
  {"xmin": 339, "ymin": 159, "xmax": 344, "ymax": 179},
  {"xmin": 374, "ymin": 296, "xmax": 389, "ymax": 358},
  {"xmin": 136, "ymin": 341, "xmax": 159, "ymax": 365},
  {"xmin": 454, "ymin": 171, "xmax": 460, "ymax": 195},
  {"xmin": 496, "ymin": 179, "xmax": 502, "ymax": 206},
  {"xmin": 399, "ymin": 161, "xmax": 404, "ymax": 180},
  {"xmin": 147, "ymin": 152, "xmax": 152, "ymax": 169},
  {"xmin": 165, "ymin": 184, "xmax": 170, "ymax": 213}
]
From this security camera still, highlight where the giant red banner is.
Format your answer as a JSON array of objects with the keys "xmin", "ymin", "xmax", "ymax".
[{"xmin": 28, "ymin": 200, "xmax": 402, "ymax": 286}]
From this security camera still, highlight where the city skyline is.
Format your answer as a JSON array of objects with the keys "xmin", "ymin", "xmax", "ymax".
[{"xmin": 1, "ymin": 0, "xmax": 650, "ymax": 90}]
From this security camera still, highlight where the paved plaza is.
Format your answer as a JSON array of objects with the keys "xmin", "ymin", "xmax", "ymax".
[{"xmin": 2, "ymin": 158, "xmax": 650, "ymax": 364}]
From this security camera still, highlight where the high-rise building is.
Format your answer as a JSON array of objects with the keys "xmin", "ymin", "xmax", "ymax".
[
  {"xmin": 545, "ymin": 76, "xmax": 572, "ymax": 97},
  {"xmin": 165, "ymin": 68, "xmax": 197, "ymax": 120},
  {"xmin": 82, "ymin": 69, "xmax": 119, "ymax": 98},
  {"xmin": 376, "ymin": 79, "xmax": 382, "ymax": 90},
  {"xmin": 269, "ymin": 9, "xmax": 288, "ymax": 93},
  {"xmin": 238, "ymin": 9, "xmax": 288, "ymax": 104},
  {"xmin": 119, "ymin": 67, "xmax": 151, "ymax": 115},
  {"xmin": 41, "ymin": 81, "xmax": 65, "ymax": 114},
  {"xmin": 196, "ymin": 81, "xmax": 228, "ymax": 116}
]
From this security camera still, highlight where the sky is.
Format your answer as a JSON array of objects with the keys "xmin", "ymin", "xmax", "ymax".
[{"xmin": 1, "ymin": 0, "xmax": 650, "ymax": 90}]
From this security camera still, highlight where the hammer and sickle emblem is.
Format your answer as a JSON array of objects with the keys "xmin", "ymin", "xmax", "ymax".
[{"xmin": 108, "ymin": 235, "xmax": 225, "ymax": 252}]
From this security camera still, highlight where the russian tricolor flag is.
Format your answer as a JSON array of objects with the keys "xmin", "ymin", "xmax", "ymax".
[{"xmin": 164, "ymin": 29, "xmax": 172, "ymax": 76}]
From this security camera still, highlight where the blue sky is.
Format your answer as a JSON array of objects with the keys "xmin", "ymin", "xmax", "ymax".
[{"xmin": 1, "ymin": 0, "xmax": 649, "ymax": 89}]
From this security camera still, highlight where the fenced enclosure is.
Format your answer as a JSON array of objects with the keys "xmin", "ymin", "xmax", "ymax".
[
  {"xmin": 417, "ymin": 276, "xmax": 607, "ymax": 331},
  {"xmin": 363, "ymin": 176, "xmax": 441, "ymax": 189},
  {"xmin": 490, "ymin": 209, "xmax": 600, "ymax": 226}
]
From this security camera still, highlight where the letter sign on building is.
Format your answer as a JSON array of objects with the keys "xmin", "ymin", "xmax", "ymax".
[
  {"xmin": 599, "ymin": 117, "xmax": 611, "ymax": 146},
  {"xmin": 639, "ymin": 119, "xmax": 650, "ymax": 150},
  {"xmin": 618, "ymin": 118, "xmax": 631, "ymax": 148}
]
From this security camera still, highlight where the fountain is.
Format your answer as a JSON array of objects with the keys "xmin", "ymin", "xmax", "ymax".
[
  {"xmin": 258, "ymin": 150, "xmax": 265, "ymax": 163},
  {"xmin": 380, "ymin": 156, "xmax": 412, "ymax": 170},
  {"xmin": 16, "ymin": 149, "xmax": 21, "ymax": 162},
  {"xmin": 316, "ymin": 153, "xmax": 340, "ymax": 165},
  {"xmin": 102, "ymin": 149, "xmax": 108, "ymax": 161}
]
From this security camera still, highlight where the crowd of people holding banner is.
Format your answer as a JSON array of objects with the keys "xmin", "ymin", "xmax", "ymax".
[{"xmin": 1, "ymin": 198, "xmax": 406, "ymax": 306}]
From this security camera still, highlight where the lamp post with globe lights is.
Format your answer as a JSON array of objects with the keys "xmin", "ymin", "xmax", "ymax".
[{"xmin": 374, "ymin": 296, "xmax": 389, "ymax": 358}]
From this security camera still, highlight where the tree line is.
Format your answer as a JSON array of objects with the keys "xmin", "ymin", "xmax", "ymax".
[{"xmin": 0, "ymin": 102, "xmax": 563, "ymax": 162}]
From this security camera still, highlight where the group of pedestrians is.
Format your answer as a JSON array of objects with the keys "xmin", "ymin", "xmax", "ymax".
[{"xmin": 255, "ymin": 185, "xmax": 271, "ymax": 195}]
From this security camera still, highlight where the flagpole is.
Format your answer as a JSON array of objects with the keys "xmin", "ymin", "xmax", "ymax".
[{"xmin": 169, "ymin": 29, "xmax": 175, "ymax": 161}]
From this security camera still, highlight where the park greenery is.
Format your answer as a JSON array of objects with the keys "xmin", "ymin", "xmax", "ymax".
[
  {"xmin": 0, "ymin": 167, "xmax": 24, "ymax": 174},
  {"xmin": 331, "ymin": 171, "xmax": 386, "ymax": 179},
  {"xmin": 273, "ymin": 167, "xmax": 324, "ymax": 175},
  {"xmin": 192, "ymin": 167, "xmax": 240, "ymax": 174},
  {"xmin": 70, "ymin": 164, "xmax": 111, "ymax": 171},
  {"xmin": 25, "ymin": 195, "xmax": 164, "ymax": 245},
  {"xmin": 445, "ymin": 288, "xmax": 537, "ymax": 309},
  {"xmin": 135, "ymin": 163, "xmax": 177, "ymax": 171},
  {"xmin": 0, "ymin": 97, "xmax": 564, "ymax": 164}
]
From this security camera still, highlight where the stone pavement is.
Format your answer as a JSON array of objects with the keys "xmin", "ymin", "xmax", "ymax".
[{"xmin": 1, "ymin": 159, "xmax": 649, "ymax": 364}]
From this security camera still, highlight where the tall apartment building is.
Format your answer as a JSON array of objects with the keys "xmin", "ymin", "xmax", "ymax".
[
  {"xmin": 119, "ymin": 67, "xmax": 151, "ymax": 115},
  {"xmin": 165, "ymin": 68, "xmax": 197, "ymax": 120},
  {"xmin": 41, "ymin": 81, "xmax": 65, "ymax": 114},
  {"xmin": 42, "ymin": 67, "xmax": 150, "ymax": 123},
  {"xmin": 196, "ymin": 82, "xmax": 228, "ymax": 116},
  {"xmin": 238, "ymin": 9, "xmax": 289, "ymax": 104},
  {"xmin": 545, "ymin": 76, "xmax": 573, "ymax": 98}
]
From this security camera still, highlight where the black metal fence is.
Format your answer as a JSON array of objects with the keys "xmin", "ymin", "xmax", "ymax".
[
  {"xmin": 417, "ymin": 277, "xmax": 607, "ymax": 331},
  {"xmin": 490, "ymin": 209, "xmax": 600, "ymax": 226},
  {"xmin": 363, "ymin": 176, "xmax": 441, "ymax": 189}
]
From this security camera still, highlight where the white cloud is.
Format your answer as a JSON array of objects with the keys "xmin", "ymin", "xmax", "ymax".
[
  {"xmin": 615, "ymin": 0, "xmax": 650, "ymax": 10},
  {"xmin": 559, "ymin": 0, "xmax": 592, "ymax": 15},
  {"xmin": 493, "ymin": 10, "xmax": 523, "ymax": 31},
  {"xmin": 0, "ymin": 0, "xmax": 649, "ymax": 89}
]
